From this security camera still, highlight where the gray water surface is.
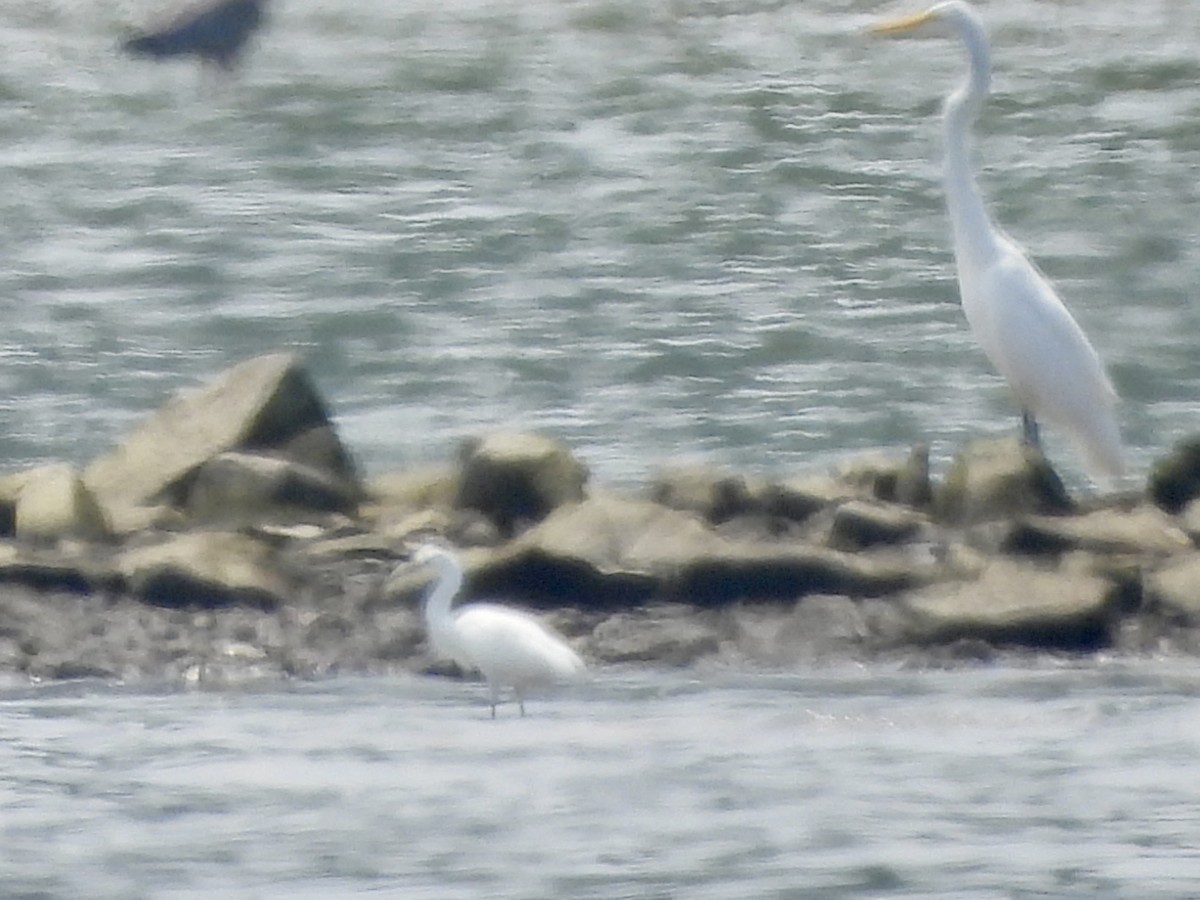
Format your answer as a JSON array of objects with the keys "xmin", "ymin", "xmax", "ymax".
[
  {"xmin": 0, "ymin": 0, "xmax": 1196, "ymax": 486},
  {"xmin": 3, "ymin": 662, "xmax": 1200, "ymax": 897}
]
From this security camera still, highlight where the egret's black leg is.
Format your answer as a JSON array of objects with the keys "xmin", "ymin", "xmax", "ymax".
[{"xmin": 1021, "ymin": 409, "xmax": 1041, "ymax": 448}]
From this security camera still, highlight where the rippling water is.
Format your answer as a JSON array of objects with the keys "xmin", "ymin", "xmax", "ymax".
[
  {"xmin": 4, "ymin": 662, "xmax": 1200, "ymax": 897},
  {"xmin": 0, "ymin": 0, "xmax": 1197, "ymax": 487}
]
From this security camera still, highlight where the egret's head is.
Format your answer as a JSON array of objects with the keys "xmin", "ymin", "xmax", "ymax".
[
  {"xmin": 870, "ymin": 1, "xmax": 980, "ymax": 40},
  {"xmin": 412, "ymin": 543, "xmax": 451, "ymax": 566}
]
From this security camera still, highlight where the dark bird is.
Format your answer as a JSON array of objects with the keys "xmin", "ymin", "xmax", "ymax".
[{"xmin": 122, "ymin": 0, "xmax": 267, "ymax": 71}]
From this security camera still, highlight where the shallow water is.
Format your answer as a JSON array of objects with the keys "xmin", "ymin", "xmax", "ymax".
[{"xmin": 4, "ymin": 661, "xmax": 1200, "ymax": 897}]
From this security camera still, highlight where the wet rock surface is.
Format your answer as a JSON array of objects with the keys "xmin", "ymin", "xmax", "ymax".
[{"xmin": 3, "ymin": 353, "xmax": 1200, "ymax": 683}]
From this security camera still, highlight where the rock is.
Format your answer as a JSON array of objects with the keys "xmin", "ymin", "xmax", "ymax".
[
  {"xmin": 366, "ymin": 466, "xmax": 459, "ymax": 512},
  {"xmin": 1149, "ymin": 437, "xmax": 1200, "ymax": 514},
  {"xmin": 760, "ymin": 475, "xmax": 854, "ymax": 524},
  {"xmin": 669, "ymin": 545, "xmax": 920, "ymax": 606},
  {"xmin": 104, "ymin": 503, "xmax": 184, "ymax": 537},
  {"xmin": 452, "ymin": 493, "xmax": 926, "ymax": 608},
  {"xmin": 1000, "ymin": 505, "xmax": 1192, "ymax": 558},
  {"xmin": 513, "ymin": 492, "xmax": 725, "ymax": 575},
  {"xmin": 0, "ymin": 541, "xmax": 108, "ymax": 594},
  {"xmin": 835, "ymin": 444, "xmax": 932, "ymax": 508},
  {"xmin": 648, "ymin": 465, "xmax": 757, "ymax": 523},
  {"xmin": 589, "ymin": 606, "xmax": 720, "ymax": 666},
  {"xmin": 0, "ymin": 472, "xmax": 24, "ymax": 538},
  {"xmin": 1145, "ymin": 554, "xmax": 1200, "ymax": 625},
  {"xmin": 14, "ymin": 464, "xmax": 110, "ymax": 542},
  {"xmin": 362, "ymin": 465, "xmax": 501, "ymax": 546},
  {"xmin": 1180, "ymin": 497, "xmax": 1200, "ymax": 543},
  {"xmin": 453, "ymin": 431, "xmax": 588, "ymax": 535},
  {"xmin": 185, "ymin": 452, "xmax": 361, "ymax": 523},
  {"xmin": 84, "ymin": 353, "xmax": 360, "ymax": 514},
  {"xmin": 117, "ymin": 531, "xmax": 291, "ymax": 610},
  {"xmin": 935, "ymin": 436, "xmax": 1073, "ymax": 525},
  {"xmin": 896, "ymin": 559, "xmax": 1121, "ymax": 649},
  {"xmin": 827, "ymin": 500, "xmax": 929, "ymax": 551}
]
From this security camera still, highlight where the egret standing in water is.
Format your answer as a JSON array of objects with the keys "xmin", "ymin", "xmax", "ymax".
[
  {"xmin": 411, "ymin": 544, "xmax": 587, "ymax": 718},
  {"xmin": 871, "ymin": 1, "xmax": 1123, "ymax": 480}
]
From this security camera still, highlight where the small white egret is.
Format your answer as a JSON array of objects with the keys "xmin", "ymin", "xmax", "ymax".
[
  {"xmin": 411, "ymin": 544, "xmax": 587, "ymax": 718},
  {"xmin": 871, "ymin": 1, "xmax": 1123, "ymax": 481}
]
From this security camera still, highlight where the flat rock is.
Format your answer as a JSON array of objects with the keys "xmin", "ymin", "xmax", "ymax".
[
  {"xmin": 896, "ymin": 559, "xmax": 1120, "ymax": 649},
  {"xmin": 117, "ymin": 531, "xmax": 291, "ymax": 610},
  {"xmin": 186, "ymin": 451, "xmax": 361, "ymax": 523},
  {"xmin": 0, "ymin": 541, "xmax": 108, "ymax": 594},
  {"xmin": 1001, "ymin": 505, "xmax": 1192, "ymax": 558},
  {"xmin": 460, "ymin": 493, "xmax": 926, "ymax": 608},
  {"xmin": 827, "ymin": 500, "xmax": 929, "ymax": 551}
]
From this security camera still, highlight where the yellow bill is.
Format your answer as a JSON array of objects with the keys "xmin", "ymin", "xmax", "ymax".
[{"xmin": 870, "ymin": 9, "xmax": 936, "ymax": 36}]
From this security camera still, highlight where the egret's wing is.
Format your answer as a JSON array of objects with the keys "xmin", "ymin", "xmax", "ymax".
[
  {"xmin": 967, "ymin": 239, "xmax": 1122, "ymax": 476},
  {"xmin": 453, "ymin": 604, "xmax": 586, "ymax": 684}
]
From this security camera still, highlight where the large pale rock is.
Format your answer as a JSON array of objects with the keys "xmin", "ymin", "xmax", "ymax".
[
  {"xmin": 460, "ymin": 494, "xmax": 925, "ymax": 608},
  {"xmin": 367, "ymin": 466, "xmax": 459, "ymax": 512},
  {"xmin": 185, "ymin": 452, "xmax": 360, "ymax": 523},
  {"xmin": 454, "ymin": 431, "xmax": 587, "ymax": 535},
  {"xmin": 827, "ymin": 500, "xmax": 929, "ymax": 551},
  {"xmin": 14, "ymin": 464, "xmax": 110, "ymax": 542},
  {"xmin": 117, "ymin": 531, "xmax": 291, "ymax": 609},
  {"xmin": 1000, "ymin": 505, "xmax": 1192, "ymax": 558},
  {"xmin": 84, "ymin": 353, "xmax": 359, "ymax": 514},
  {"xmin": 0, "ymin": 540, "xmax": 109, "ymax": 593},
  {"xmin": 935, "ymin": 436, "xmax": 1073, "ymax": 525},
  {"xmin": 897, "ymin": 559, "xmax": 1121, "ymax": 649}
]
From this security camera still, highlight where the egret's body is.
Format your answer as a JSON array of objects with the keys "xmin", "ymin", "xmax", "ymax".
[
  {"xmin": 413, "ymin": 545, "xmax": 586, "ymax": 717},
  {"xmin": 873, "ymin": 1, "xmax": 1123, "ymax": 480}
]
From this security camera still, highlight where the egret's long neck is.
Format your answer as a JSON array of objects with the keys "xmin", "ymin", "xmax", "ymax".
[
  {"xmin": 422, "ymin": 558, "xmax": 463, "ymax": 628},
  {"xmin": 942, "ymin": 16, "xmax": 999, "ymax": 271}
]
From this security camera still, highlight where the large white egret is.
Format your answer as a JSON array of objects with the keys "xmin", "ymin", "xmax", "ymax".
[
  {"xmin": 411, "ymin": 544, "xmax": 587, "ymax": 718},
  {"xmin": 871, "ymin": 1, "xmax": 1123, "ymax": 481}
]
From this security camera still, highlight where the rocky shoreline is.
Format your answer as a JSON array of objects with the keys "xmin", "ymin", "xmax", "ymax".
[{"xmin": 2, "ymin": 352, "xmax": 1200, "ymax": 684}]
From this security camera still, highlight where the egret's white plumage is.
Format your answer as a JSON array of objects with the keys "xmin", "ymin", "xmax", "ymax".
[
  {"xmin": 872, "ymin": 1, "xmax": 1123, "ymax": 481},
  {"xmin": 413, "ymin": 544, "xmax": 586, "ymax": 717}
]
